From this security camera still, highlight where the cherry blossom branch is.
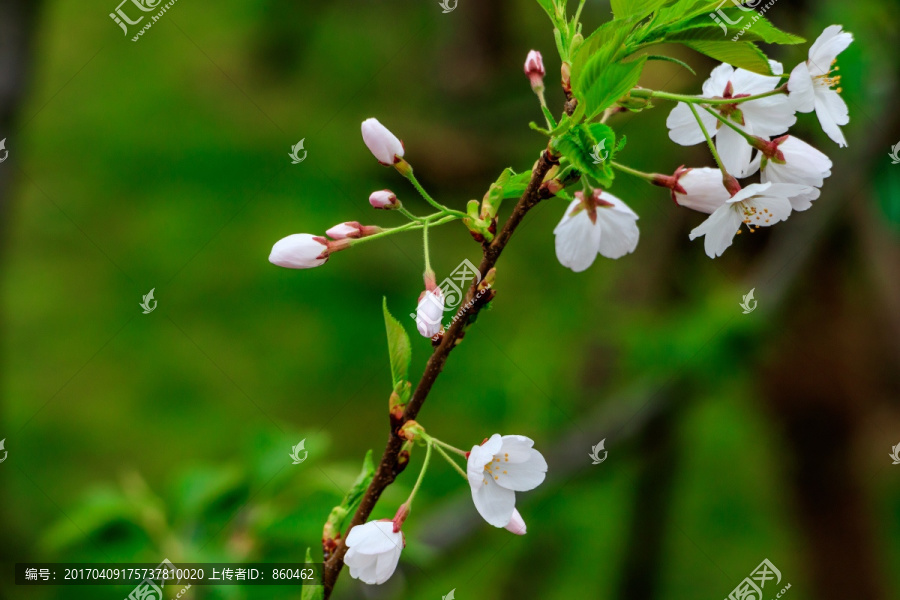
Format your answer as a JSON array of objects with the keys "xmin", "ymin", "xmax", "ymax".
[
  {"xmin": 321, "ymin": 143, "xmax": 561, "ymax": 597},
  {"xmin": 631, "ymin": 85, "xmax": 787, "ymax": 105}
]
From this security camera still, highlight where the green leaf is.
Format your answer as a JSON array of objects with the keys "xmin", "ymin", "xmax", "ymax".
[
  {"xmin": 571, "ymin": 22, "xmax": 630, "ymax": 91},
  {"xmin": 301, "ymin": 548, "xmax": 324, "ymax": 600},
  {"xmin": 611, "ymin": 0, "xmax": 669, "ymax": 21},
  {"xmin": 552, "ymin": 123, "xmax": 616, "ymax": 187},
  {"xmin": 662, "ymin": 10, "xmax": 804, "ymax": 45},
  {"xmin": 382, "ymin": 298, "xmax": 411, "ymax": 389},
  {"xmin": 580, "ymin": 55, "xmax": 648, "ymax": 119},
  {"xmin": 679, "ymin": 40, "xmax": 772, "ymax": 74}
]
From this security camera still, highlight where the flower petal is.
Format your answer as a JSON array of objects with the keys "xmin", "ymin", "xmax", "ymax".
[
  {"xmin": 470, "ymin": 473, "xmax": 517, "ymax": 527},
  {"xmin": 689, "ymin": 204, "xmax": 743, "ymax": 259},
  {"xmin": 814, "ymin": 89, "xmax": 849, "ymax": 147},
  {"xmin": 554, "ymin": 201, "xmax": 601, "ymax": 272},
  {"xmin": 716, "ymin": 126, "xmax": 754, "ymax": 177},
  {"xmin": 808, "ymin": 25, "xmax": 853, "ymax": 74},
  {"xmin": 787, "ymin": 61, "xmax": 816, "ymax": 113},
  {"xmin": 701, "ymin": 63, "xmax": 735, "ymax": 97},
  {"xmin": 667, "ymin": 102, "xmax": 717, "ymax": 146},
  {"xmin": 595, "ymin": 204, "xmax": 640, "ymax": 259},
  {"xmin": 740, "ymin": 95, "xmax": 796, "ymax": 137}
]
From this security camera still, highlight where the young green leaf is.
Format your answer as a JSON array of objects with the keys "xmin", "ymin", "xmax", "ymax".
[
  {"xmin": 580, "ymin": 56, "xmax": 648, "ymax": 119},
  {"xmin": 611, "ymin": 0, "xmax": 669, "ymax": 21},
  {"xmin": 661, "ymin": 11, "xmax": 804, "ymax": 45},
  {"xmin": 382, "ymin": 298, "xmax": 411, "ymax": 389},
  {"xmin": 644, "ymin": 54, "xmax": 697, "ymax": 74},
  {"xmin": 552, "ymin": 123, "xmax": 616, "ymax": 187},
  {"xmin": 301, "ymin": 549, "xmax": 324, "ymax": 600}
]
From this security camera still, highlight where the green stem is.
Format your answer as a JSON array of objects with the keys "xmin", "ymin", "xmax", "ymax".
[
  {"xmin": 611, "ymin": 161, "xmax": 656, "ymax": 182},
  {"xmin": 433, "ymin": 444, "xmax": 468, "ymax": 481},
  {"xmin": 348, "ymin": 215, "xmax": 460, "ymax": 248},
  {"xmin": 405, "ymin": 440, "xmax": 433, "ymax": 508},
  {"xmin": 397, "ymin": 206, "xmax": 425, "ymax": 222},
  {"xmin": 405, "ymin": 171, "xmax": 468, "ymax": 219},
  {"xmin": 431, "ymin": 437, "xmax": 468, "ymax": 457},
  {"xmin": 700, "ymin": 104, "xmax": 761, "ymax": 147},
  {"xmin": 422, "ymin": 220, "xmax": 433, "ymax": 274},
  {"xmin": 688, "ymin": 103, "xmax": 729, "ymax": 177},
  {"xmin": 631, "ymin": 87, "xmax": 786, "ymax": 105}
]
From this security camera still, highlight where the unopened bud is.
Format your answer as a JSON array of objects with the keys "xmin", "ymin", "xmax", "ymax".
[
  {"xmin": 369, "ymin": 189, "xmax": 399, "ymax": 209},
  {"xmin": 398, "ymin": 420, "xmax": 424, "ymax": 442},
  {"xmin": 524, "ymin": 50, "xmax": 545, "ymax": 92}
]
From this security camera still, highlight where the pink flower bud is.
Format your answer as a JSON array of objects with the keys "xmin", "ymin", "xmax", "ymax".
[
  {"xmin": 504, "ymin": 509, "xmax": 527, "ymax": 535},
  {"xmin": 268, "ymin": 234, "xmax": 329, "ymax": 269},
  {"xmin": 361, "ymin": 118, "xmax": 405, "ymax": 165},
  {"xmin": 524, "ymin": 50, "xmax": 545, "ymax": 90},
  {"xmin": 369, "ymin": 189, "xmax": 399, "ymax": 209},
  {"xmin": 326, "ymin": 221, "xmax": 363, "ymax": 239}
]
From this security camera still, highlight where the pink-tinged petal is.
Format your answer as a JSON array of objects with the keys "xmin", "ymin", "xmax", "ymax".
[
  {"xmin": 470, "ymin": 473, "xmax": 517, "ymax": 527},
  {"xmin": 808, "ymin": 26, "xmax": 853, "ymax": 73},
  {"xmin": 361, "ymin": 118, "xmax": 405, "ymax": 165},
  {"xmin": 505, "ymin": 509, "xmax": 527, "ymax": 535},
  {"xmin": 416, "ymin": 289, "xmax": 444, "ymax": 338},
  {"xmin": 787, "ymin": 62, "xmax": 816, "ymax": 112},
  {"xmin": 715, "ymin": 126, "xmax": 754, "ymax": 177},
  {"xmin": 667, "ymin": 102, "xmax": 716, "ymax": 146},
  {"xmin": 553, "ymin": 200, "xmax": 601, "ymax": 272},
  {"xmin": 268, "ymin": 234, "xmax": 329, "ymax": 269},
  {"xmin": 689, "ymin": 204, "xmax": 743, "ymax": 259}
]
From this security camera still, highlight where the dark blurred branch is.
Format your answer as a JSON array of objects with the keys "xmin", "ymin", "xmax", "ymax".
[{"xmin": 0, "ymin": 0, "xmax": 42, "ymax": 233}]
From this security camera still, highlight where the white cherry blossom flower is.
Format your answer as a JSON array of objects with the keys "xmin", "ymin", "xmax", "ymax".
[
  {"xmin": 758, "ymin": 136, "xmax": 832, "ymax": 211},
  {"xmin": 467, "ymin": 434, "xmax": 547, "ymax": 528},
  {"xmin": 361, "ymin": 118, "xmax": 405, "ymax": 165},
  {"xmin": 787, "ymin": 25, "xmax": 853, "ymax": 147},
  {"xmin": 689, "ymin": 182, "xmax": 814, "ymax": 258},
  {"xmin": 344, "ymin": 520, "xmax": 404, "ymax": 585},
  {"xmin": 667, "ymin": 61, "xmax": 796, "ymax": 176},
  {"xmin": 553, "ymin": 189, "xmax": 639, "ymax": 272}
]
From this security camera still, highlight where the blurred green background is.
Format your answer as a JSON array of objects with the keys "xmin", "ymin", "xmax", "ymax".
[{"xmin": 1, "ymin": 0, "xmax": 899, "ymax": 599}]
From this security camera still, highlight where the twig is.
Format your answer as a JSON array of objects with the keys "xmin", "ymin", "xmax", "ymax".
[{"xmin": 321, "ymin": 143, "xmax": 561, "ymax": 596}]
